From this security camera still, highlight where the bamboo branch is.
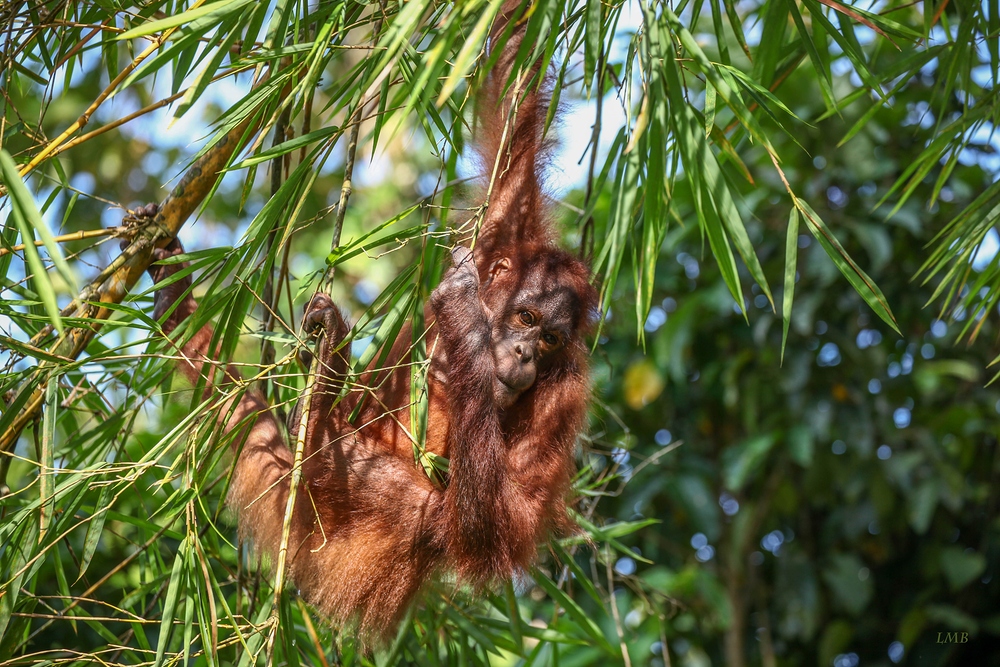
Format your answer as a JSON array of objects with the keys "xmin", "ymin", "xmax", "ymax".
[
  {"xmin": 50, "ymin": 22, "xmax": 106, "ymax": 74},
  {"xmin": 605, "ymin": 544, "xmax": 633, "ymax": 667},
  {"xmin": 0, "ymin": 228, "xmax": 118, "ymax": 257},
  {"xmin": 320, "ymin": 110, "xmax": 362, "ymax": 294},
  {"xmin": 259, "ymin": 105, "xmax": 290, "ymax": 398},
  {"xmin": 263, "ymin": 367, "xmax": 315, "ymax": 666}
]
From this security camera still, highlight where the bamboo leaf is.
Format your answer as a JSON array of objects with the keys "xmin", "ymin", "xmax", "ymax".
[
  {"xmin": 118, "ymin": 0, "xmax": 256, "ymax": 40},
  {"xmin": 352, "ymin": 283, "xmax": 416, "ymax": 374},
  {"xmin": 795, "ymin": 198, "xmax": 899, "ymax": 334},
  {"xmin": 550, "ymin": 541, "xmax": 604, "ymax": 607},
  {"xmin": 154, "ymin": 537, "xmax": 189, "ymax": 667},
  {"xmin": 659, "ymin": 41, "xmax": 746, "ymax": 314},
  {"xmin": 0, "ymin": 522, "xmax": 39, "ymax": 646},
  {"xmin": 532, "ymin": 569, "xmax": 615, "ymax": 654},
  {"xmin": 584, "ymin": 0, "xmax": 603, "ymax": 95},
  {"xmin": 594, "ymin": 136, "xmax": 641, "ymax": 322},
  {"xmin": 172, "ymin": 21, "xmax": 244, "ymax": 121},
  {"xmin": 437, "ymin": 0, "xmax": 504, "ymax": 106},
  {"xmin": 39, "ymin": 377, "xmax": 58, "ymax": 540},
  {"xmin": 782, "ymin": 207, "xmax": 800, "ymax": 364},
  {"xmin": 661, "ymin": 5, "xmax": 775, "ymax": 153},
  {"xmin": 232, "ymin": 126, "xmax": 341, "ymax": 169},
  {"xmin": 504, "ymin": 582, "xmax": 523, "ymax": 650},
  {"xmin": 182, "ymin": 540, "xmax": 196, "ymax": 665},
  {"xmin": 0, "ymin": 150, "xmax": 69, "ymax": 332},
  {"xmin": 723, "ymin": 0, "xmax": 752, "ymax": 60},
  {"xmin": 76, "ymin": 482, "xmax": 114, "ymax": 583}
]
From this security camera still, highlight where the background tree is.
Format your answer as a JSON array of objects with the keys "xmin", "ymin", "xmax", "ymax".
[{"xmin": 1, "ymin": 1, "xmax": 998, "ymax": 665}]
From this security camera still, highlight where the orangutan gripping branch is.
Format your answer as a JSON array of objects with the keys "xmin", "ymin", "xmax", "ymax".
[{"xmin": 138, "ymin": 1, "xmax": 597, "ymax": 640}]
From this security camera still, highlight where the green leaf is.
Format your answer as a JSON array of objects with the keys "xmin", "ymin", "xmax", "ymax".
[
  {"xmin": 786, "ymin": 0, "xmax": 835, "ymax": 109},
  {"xmin": 753, "ymin": 0, "xmax": 788, "ymax": 86},
  {"xmin": 584, "ymin": 0, "xmax": 603, "ymax": 95},
  {"xmin": 232, "ymin": 125, "xmax": 342, "ymax": 169},
  {"xmin": 550, "ymin": 542, "xmax": 603, "ymax": 607},
  {"xmin": 586, "ymin": 517, "xmax": 660, "ymax": 542},
  {"xmin": 504, "ymin": 582, "xmax": 523, "ymax": 649},
  {"xmin": 908, "ymin": 480, "xmax": 939, "ymax": 535},
  {"xmin": 822, "ymin": 553, "xmax": 873, "ymax": 616},
  {"xmin": 0, "ymin": 522, "xmax": 38, "ymax": 641},
  {"xmin": 631, "ymin": 6, "xmax": 672, "ymax": 344},
  {"xmin": 531, "ymin": 569, "xmax": 615, "ymax": 654},
  {"xmin": 781, "ymin": 207, "xmax": 799, "ymax": 363},
  {"xmin": 366, "ymin": 0, "xmax": 434, "ymax": 98},
  {"xmin": 443, "ymin": 606, "xmax": 507, "ymax": 655},
  {"xmin": 118, "ymin": 0, "xmax": 256, "ymax": 39},
  {"xmin": 787, "ymin": 424, "xmax": 814, "ymax": 468},
  {"xmin": 350, "ymin": 276, "xmax": 417, "ymax": 374},
  {"xmin": 171, "ymin": 19, "xmax": 245, "ymax": 121},
  {"xmin": 723, "ymin": 0, "xmax": 752, "ymax": 60},
  {"xmin": 182, "ymin": 539, "xmax": 197, "ymax": 665},
  {"xmin": 0, "ymin": 150, "xmax": 68, "ymax": 332},
  {"xmin": 658, "ymin": 35, "xmax": 745, "ymax": 314},
  {"xmin": 154, "ymin": 537, "xmax": 189, "ymax": 667},
  {"xmin": 819, "ymin": 620, "xmax": 854, "ymax": 667},
  {"xmin": 722, "ymin": 434, "xmax": 776, "ymax": 492},
  {"xmin": 437, "ymin": 0, "xmax": 504, "ymax": 106},
  {"xmin": 39, "ymin": 377, "xmax": 57, "ymax": 539},
  {"xmin": 940, "ymin": 547, "xmax": 986, "ymax": 592},
  {"xmin": 326, "ymin": 220, "xmax": 425, "ymax": 267},
  {"xmin": 795, "ymin": 198, "xmax": 899, "ymax": 334},
  {"xmin": 662, "ymin": 5, "xmax": 775, "ymax": 153},
  {"xmin": 837, "ymin": 71, "xmax": 915, "ymax": 148},
  {"xmin": 593, "ymin": 133, "xmax": 641, "ymax": 323},
  {"xmin": 76, "ymin": 482, "xmax": 114, "ymax": 583}
]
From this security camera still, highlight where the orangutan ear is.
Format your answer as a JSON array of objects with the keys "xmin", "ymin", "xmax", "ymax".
[{"xmin": 486, "ymin": 258, "xmax": 511, "ymax": 285}]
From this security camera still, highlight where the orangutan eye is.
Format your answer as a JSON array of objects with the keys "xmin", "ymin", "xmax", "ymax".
[
  {"xmin": 542, "ymin": 332, "xmax": 559, "ymax": 346},
  {"xmin": 519, "ymin": 310, "xmax": 534, "ymax": 326}
]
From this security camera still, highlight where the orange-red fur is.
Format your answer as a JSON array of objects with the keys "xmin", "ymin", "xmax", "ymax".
[{"xmin": 145, "ymin": 0, "xmax": 597, "ymax": 642}]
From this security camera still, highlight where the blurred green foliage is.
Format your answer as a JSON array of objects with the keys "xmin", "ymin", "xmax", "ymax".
[{"xmin": 586, "ymin": 62, "xmax": 1000, "ymax": 664}]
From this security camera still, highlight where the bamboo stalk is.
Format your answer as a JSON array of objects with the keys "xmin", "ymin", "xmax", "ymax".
[{"xmin": 264, "ymin": 367, "xmax": 316, "ymax": 666}]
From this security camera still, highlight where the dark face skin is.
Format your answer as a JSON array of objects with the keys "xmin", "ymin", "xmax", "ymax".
[{"xmin": 481, "ymin": 258, "xmax": 580, "ymax": 407}]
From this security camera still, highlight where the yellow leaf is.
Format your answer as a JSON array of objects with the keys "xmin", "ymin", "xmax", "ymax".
[{"xmin": 623, "ymin": 360, "xmax": 664, "ymax": 410}]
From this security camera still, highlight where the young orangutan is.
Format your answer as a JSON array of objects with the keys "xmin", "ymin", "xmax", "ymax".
[{"xmin": 138, "ymin": 1, "xmax": 597, "ymax": 640}]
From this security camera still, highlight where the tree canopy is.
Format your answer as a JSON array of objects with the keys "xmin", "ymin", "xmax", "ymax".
[{"xmin": 1, "ymin": 1, "xmax": 998, "ymax": 665}]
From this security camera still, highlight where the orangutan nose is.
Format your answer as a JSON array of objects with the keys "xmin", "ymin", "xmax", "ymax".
[{"xmin": 514, "ymin": 343, "xmax": 533, "ymax": 363}]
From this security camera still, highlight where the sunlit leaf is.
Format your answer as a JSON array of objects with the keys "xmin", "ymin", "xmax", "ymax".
[
  {"xmin": 782, "ymin": 207, "xmax": 799, "ymax": 364},
  {"xmin": 795, "ymin": 197, "xmax": 899, "ymax": 334}
]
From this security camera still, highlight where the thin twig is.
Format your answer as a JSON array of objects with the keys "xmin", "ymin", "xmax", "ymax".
[
  {"xmin": 260, "ymin": 106, "xmax": 290, "ymax": 398},
  {"xmin": 605, "ymin": 545, "xmax": 633, "ymax": 667},
  {"xmin": 0, "ymin": 228, "xmax": 118, "ymax": 257}
]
